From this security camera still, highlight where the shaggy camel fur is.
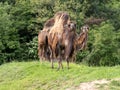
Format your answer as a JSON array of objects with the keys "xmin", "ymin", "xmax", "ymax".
[
  {"xmin": 38, "ymin": 12, "xmax": 67, "ymax": 61},
  {"xmin": 48, "ymin": 12, "xmax": 70, "ymax": 55},
  {"xmin": 58, "ymin": 21, "xmax": 77, "ymax": 69},
  {"xmin": 49, "ymin": 12, "xmax": 70, "ymax": 38},
  {"xmin": 38, "ymin": 30, "xmax": 49, "ymax": 61},
  {"xmin": 38, "ymin": 18, "xmax": 55, "ymax": 61},
  {"xmin": 38, "ymin": 11, "xmax": 90, "ymax": 70},
  {"xmin": 48, "ymin": 21, "xmax": 76, "ymax": 70},
  {"xmin": 43, "ymin": 18, "xmax": 55, "ymax": 32},
  {"xmin": 48, "ymin": 12, "xmax": 70, "ymax": 69}
]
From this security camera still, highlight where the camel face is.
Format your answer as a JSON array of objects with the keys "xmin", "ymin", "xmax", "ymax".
[
  {"xmin": 81, "ymin": 25, "xmax": 90, "ymax": 33},
  {"xmin": 69, "ymin": 22, "xmax": 76, "ymax": 31},
  {"xmin": 65, "ymin": 21, "xmax": 76, "ymax": 32},
  {"xmin": 74, "ymin": 25, "xmax": 90, "ymax": 51},
  {"xmin": 61, "ymin": 13, "xmax": 69, "ymax": 25}
]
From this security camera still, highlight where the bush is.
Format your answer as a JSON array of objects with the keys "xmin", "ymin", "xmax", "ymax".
[
  {"xmin": 85, "ymin": 22, "xmax": 120, "ymax": 66},
  {"xmin": 76, "ymin": 50, "xmax": 89, "ymax": 63},
  {"xmin": 27, "ymin": 36, "xmax": 38, "ymax": 59}
]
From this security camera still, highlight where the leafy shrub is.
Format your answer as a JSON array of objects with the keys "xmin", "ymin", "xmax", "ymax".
[
  {"xmin": 27, "ymin": 36, "xmax": 38, "ymax": 59},
  {"xmin": 85, "ymin": 22, "xmax": 120, "ymax": 66},
  {"xmin": 76, "ymin": 50, "xmax": 89, "ymax": 63}
]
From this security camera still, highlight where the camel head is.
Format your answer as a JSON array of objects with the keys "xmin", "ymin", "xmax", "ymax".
[
  {"xmin": 74, "ymin": 24, "xmax": 90, "ymax": 51},
  {"xmin": 61, "ymin": 12, "xmax": 70, "ymax": 25},
  {"xmin": 81, "ymin": 24, "xmax": 90, "ymax": 33},
  {"xmin": 65, "ymin": 21, "xmax": 76, "ymax": 32},
  {"xmin": 68, "ymin": 21, "xmax": 76, "ymax": 31}
]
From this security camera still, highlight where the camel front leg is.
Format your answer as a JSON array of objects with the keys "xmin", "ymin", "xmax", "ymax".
[
  {"xmin": 49, "ymin": 46, "xmax": 54, "ymax": 69},
  {"xmin": 51, "ymin": 59, "xmax": 54, "ymax": 69},
  {"xmin": 66, "ymin": 56, "xmax": 69, "ymax": 69},
  {"xmin": 38, "ymin": 45, "xmax": 43, "ymax": 62},
  {"xmin": 57, "ymin": 59, "xmax": 63, "ymax": 70}
]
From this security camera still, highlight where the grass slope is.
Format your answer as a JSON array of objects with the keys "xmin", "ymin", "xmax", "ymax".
[{"xmin": 0, "ymin": 61, "xmax": 120, "ymax": 90}]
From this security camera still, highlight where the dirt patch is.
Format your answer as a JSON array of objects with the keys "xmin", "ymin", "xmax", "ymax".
[
  {"xmin": 66, "ymin": 78, "xmax": 120, "ymax": 90},
  {"xmin": 66, "ymin": 79, "xmax": 110, "ymax": 90}
]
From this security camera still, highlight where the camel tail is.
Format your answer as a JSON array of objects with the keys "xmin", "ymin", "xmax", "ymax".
[{"xmin": 45, "ymin": 36, "xmax": 48, "ymax": 46}]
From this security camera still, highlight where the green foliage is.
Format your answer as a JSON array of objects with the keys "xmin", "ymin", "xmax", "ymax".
[
  {"xmin": 27, "ymin": 36, "xmax": 38, "ymax": 59},
  {"xmin": 76, "ymin": 50, "xmax": 89, "ymax": 63},
  {"xmin": 0, "ymin": 0, "xmax": 120, "ymax": 65},
  {"xmin": 85, "ymin": 22, "xmax": 120, "ymax": 66},
  {"xmin": 0, "ymin": 2, "xmax": 20, "ymax": 64}
]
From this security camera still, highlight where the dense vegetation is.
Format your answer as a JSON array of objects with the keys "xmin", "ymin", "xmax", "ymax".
[{"xmin": 0, "ymin": 0, "xmax": 120, "ymax": 66}]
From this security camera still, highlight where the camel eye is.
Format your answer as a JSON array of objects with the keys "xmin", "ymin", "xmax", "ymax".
[{"xmin": 68, "ymin": 24, "xmax": 70, "ymax": 27}]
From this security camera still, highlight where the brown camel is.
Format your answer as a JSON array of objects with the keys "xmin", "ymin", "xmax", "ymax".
[
  {"xmin": 58, "ymin": 21, "xmax": 77, "ymax": 69},
  {"xmin": 48, "ymin": 12, "xmax": 70, "ymax": 69},
  {"xmin": 38, "ymin": 11, "xmax": 68, "ymax": 61},
  {"xmin": 38, "ymin": 11, "xmax": 90, "ymax": 70},
  {"xmin": 75, "ymin": 24, "xmax": 89, "ymax": 50},
  {"xmin": 72, "ymin": 25, "xmax": 90, "ymax": 61},
  {"xmin": 48, "ymin": 21, "xmax": 76, "ymax": 70}
]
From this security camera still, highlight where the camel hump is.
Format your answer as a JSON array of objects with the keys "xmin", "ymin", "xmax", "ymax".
[{"xmin": 44, "ymin": 18, "xmax": 55, "ymax": 28}]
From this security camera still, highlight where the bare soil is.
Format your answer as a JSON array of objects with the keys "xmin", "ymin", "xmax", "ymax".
[{"xmin": 66, "ymin": 79, "xmax": 120, "ymax": 90}]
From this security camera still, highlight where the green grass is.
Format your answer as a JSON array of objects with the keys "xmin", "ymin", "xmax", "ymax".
[
  {"xmin": 109, "ymin": 80, "xmax": 120, "ymax": 90},
  {"xmin": 0, "ymin": 61, "xmax": 120, "ymax": 90}
]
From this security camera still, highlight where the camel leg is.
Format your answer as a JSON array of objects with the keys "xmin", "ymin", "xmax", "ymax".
[
  {"xmin": 41, "ymin": 46, "xmax": 44, "ymax": 62},
  {"xmin": 59, "ymin": 51, "xmax": 63, "ymax": 69},
  {"xmin": 67, "ymin": 61, "xmax": 69, "ymax": 69},
  {"xmin": 53, "ymin": 48, "xmax": 56, "ymax": 60},
  {"xmin": 38, "ymin": 45, "xmax": 43, "ymax": 62},
  {"xmin": 51, "ymin": 46, "xmax": 57, "ymax": 69},
  {"xmin": 42, "ymin": 46, "xmax": 46, "ymax": 61},
  {"xmin": 61, "ymin": 60, "xmax": 63, "ymax": 69},
  {"xmin": 57, "ymin": 56, "xmax": 63, "ymax": 70},
  {"xmin": 57, "ymin": 43, "xmax": 63, "ymax": 70},
  {"xmin": 72, "ymin": 52, "xmax": 76, "ymax": 62},
  {"xmin": 50, "ymin": 52, "xmax": 54, "ymax": 69},
  {"xmin": 66, "ymin": 57, "xmax": 69, "ymax": 69},
  {"xmin": 49, "ymin": 46, "xmax": 54, "ymax": 69},
  {"xmin": 51, "ymin": 59, "xmax": 54, "ymax": 69},
  {"xmin": 49, "ymin": 46, "xmax": 52, "ymax": 60},
  {"xmin": 65, "ymin": 45, "xmax": 72, "ymax": 69},
  {"xmin": 57, "ymin": 59, "xmax": 62, "ymax": 70}
]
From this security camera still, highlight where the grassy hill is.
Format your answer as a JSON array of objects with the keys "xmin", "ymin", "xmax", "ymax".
[{"xmin": 0, "ymin": 61, "xmax": 120, "ymax": 90}]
